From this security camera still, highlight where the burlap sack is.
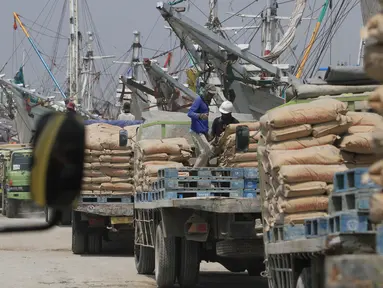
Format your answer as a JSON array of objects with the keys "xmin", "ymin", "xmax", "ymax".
[
  {"xmin": 84, "ymin": 163, "xmax": 91, "ymax": 169},
  {"xmin": 278, "ymin": 164, "xmax": 349, "ymax": 183},
  {"xmin": 106, "ymin": 149, "xmax": 133, "ymax": 156},
  {"xmin": 222, "ymin": 131, "xmax": 260, "ymax": 147},
  {"xmin": 277, "ymin": 181, "xmax": 328, "ymax": 198},
  {"xmin": 278, "ymin": 196, "xmax": 328, "ymax": 214},
  {"xmin": 283, "ymin": 212, "xmax": 328, "ymax": 225},
  {"xmin": 266, "ymin": 124, "xmax": 312, "ymax": 142},
  {"xmin": 83, "ymin": 170, "xmax": 105, "ymax": 177},
  {"xmin": 111, "ymin": 177, "xmax": 133, "ymax": 183},
  {"xmin": 347, "ymin": 111, "xmax": 383, "ymax": 126},
  {"xmin": 228, "ymin": 162, "xmax": 258, "ymax": 168},
  {"xmin": 99, "ymin": 155, "xmax": 132, "ymax": 163},
  {"xmin": 82, "ymin": 183, "xmax": 101, "ymax": 190},
  {"xmin": 135, "ymin": 186, "xmax": 143, "ymax": 193},
  {"xmin": 260, "ymin": 99, "xmax": 347, "ymax": 128},
  {"xmin": 84, "ymin": 156, "xmax": 99, "ymax": 163},
  {"xmin": 110, "ymin": 163, "xmax": 132, "ymax": 169},
  {"xmin": 143, "ymin": 153, "xmax": 169, "ymax": 162},
  {"xmin": 139, "ymin": 141, "xmax": 181, "ymax": 155},
  {"xmin": 364, "ymin": 44, "xmax": 383, "ymax": 82},
  {"xmin": 267, "ymin": 134, "xmax": 337, "ymax": 150},
  {"xmin": 361, "ymin": 13, "xmax": 383, "ymax": 43},
  {"xmin": 91, "ymin": 176, "xmax": 111, "ymax": 184},
  {"xmin": 348, "ymin": 126, "xmax": 376, "ymax": 134},
  {"xmin": 162, "ymin": 138, "xmax": 192, "ymax": 151},
  {"xmin": 168, "ymin": 151, "xmax": 192, "ymax": 162},
  {"xmin": 312, "ymin": 115, "xmax": 352, "ymax": 138},
  {"xmin": 99, "ymin": 168, "xmax": 129, "ymax": 177},
  {"xmin": 85, "ymin": 149, "xmax": 105, "ymax": 156},
  {"xmin": 368, "ymin": 160, "xmax": 383, "ymax": 186},
  {"xmin": 227, "ymin": 152, "xmax": 258, "ymax": 163},
  {"xmin": 268, "ymin": 145, "xmax": 344, "ymax": 170},
  {"xmin": 144, "ymin": 162, "xmax": 184, "ymax": 176},
  {"xmin": 100, "ymin": 182, "xmax": 134, "ymax": 191},
  {"xmin": 338, "ymin": 133, "xmax": 374, "ymax": 154}
]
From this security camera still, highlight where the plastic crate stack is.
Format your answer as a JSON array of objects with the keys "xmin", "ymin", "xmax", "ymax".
[
  {"xmin": 266, "ymin": 168, "xmax": 381, "ymax": 243},
  {"xmin": 134, "ymin": 167, "xmax": 259, "ymax": 202}
]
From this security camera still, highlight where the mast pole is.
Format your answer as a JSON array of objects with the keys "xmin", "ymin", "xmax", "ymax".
[
  {"xmin": 69, "ymin": 0, "xmax": 79, "ymax": 103},
  {"xmin": 264, "ymin": 0, "xmax": 277, "ymax": 56}
]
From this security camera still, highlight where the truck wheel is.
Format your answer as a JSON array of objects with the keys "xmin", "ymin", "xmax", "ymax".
[
  {"xmin": 88, "ymin": 233, "xmax": 102, "ymax": 254},
  {"xmin": 178, "ymin": 239, "xmax": 200, "ymax": 288},
  {"xmin": 72, "ymin": 211, "xmax": 88, "ymax": 254},
  {"xmin": 135, "ymin": 244, "xmax": 155, "ymax": 275},
  {"xmin": 60, "ymin": 208, "xmax": 72, "ymax": 225},
  {"xmin": 45, "ymin": 207, "xmax": 54, "ymax": 223},
  {"xmin": 155, "ymin": 222, "xmax": 176, "ymax": 287},
  {"xmin": 296, "ymin": 268, "xmax": 312, "ymax": 288},
  {"xmin": 6, "ymin": 199, "xmax": 19, "ymax": 218}
]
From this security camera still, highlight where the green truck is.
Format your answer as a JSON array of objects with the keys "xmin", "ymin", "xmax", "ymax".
[{"xmin": 0, "ymin": 145, "xmax": 33, "ymax": 218}]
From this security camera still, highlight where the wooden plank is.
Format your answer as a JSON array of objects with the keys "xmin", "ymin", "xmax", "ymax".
[
  {"xmin": 134, "ymin": 197, "xmax": 261, "ymax": 213},
  {"xmin": 325, "ymin": 254, "xmax": 383, "ymax": 288},
  {"xmin": 265, "ymin": 237, "xmax": 327, "ymax": 254},
  {"xmin": 75, "ymin": 203, "xmax": 134, "ymax": 216}
]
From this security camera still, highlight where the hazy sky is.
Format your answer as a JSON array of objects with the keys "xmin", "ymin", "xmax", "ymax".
[{"xmin": 0, "ymin": 0, "xmax": 364, "ymax": 104}]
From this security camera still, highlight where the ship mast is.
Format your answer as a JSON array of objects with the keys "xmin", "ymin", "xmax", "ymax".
[
  {"xmin": 263, "ymin": 0, "xmax": 278, "ymax": 56},
  {"xmin": 69, "ymin": 0, "xmax": 79, "ymax": 103}
]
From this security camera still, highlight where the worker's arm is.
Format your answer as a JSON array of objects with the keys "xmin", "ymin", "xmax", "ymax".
[
  {"xmin": 210, "ymin": 118, "xmax": 219, "ymax": 145},
  {"xmin": 187, "ymin": 97, "xmax": 202, "ymax": 120}
]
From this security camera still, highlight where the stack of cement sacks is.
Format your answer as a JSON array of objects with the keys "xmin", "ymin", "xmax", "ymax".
[
  {"xmin": 217, "ymin": 122, "xmax": 260, "ymax": 168},
  {"xmin": 134, "ymin": 138, "xmax": 192, "ymax": 192},
  {"xmin": 82, "ymin": 123, "xmax": 140, "ymax": 196},
  {"xmin": 360, "ymin": 9, "xmax": 383, "ymax": 223},
  {"xmin": 259, "ymin": 99, "xmax": 381, "ymax": 230}
]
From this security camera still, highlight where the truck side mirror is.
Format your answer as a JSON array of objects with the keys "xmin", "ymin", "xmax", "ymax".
[
  {"xmin": 235, "ymin": 125, "xmax": 249, "ymax": 153},
  {"xmin": 0, "ymin": 112, "xmax": 85, "ymax": 233}
]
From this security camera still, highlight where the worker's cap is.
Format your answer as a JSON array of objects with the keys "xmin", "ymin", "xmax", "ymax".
[{"xmin": 205, "ymin": 84, "xmax": 217, "ymax": 94}]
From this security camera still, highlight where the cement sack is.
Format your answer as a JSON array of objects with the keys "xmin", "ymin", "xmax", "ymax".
[
  {"xmin": 84, "ymin": 156, "xmax": 99, "ymax": 163},
  {"xmin": 139, "ymin": 142, "xmax": 181, "ymax": 156},
  {"xmin": 364, "ymin": 44, "xmax": 383, "ymax": 82},
  {"xmin": 91, "ymin": 162, "xmax": 103, "ymax": 169},
  {"xmin": 368, "ymin": 160, "xmax": 383, "ymax": 186},
  {"xmin": 111, "ymin": 177, "xmax": 133, "ymax": 183},
  {"xmin": 168, "ymin": 151, "xmax": 192, "ymax": 162},
  {"xmin": 84, "ymin": 176, "xmax": 111, "ymax": 184},
  {"xmin": 312, "ymin": 116, "xmax": 352, "ymax": 138},
  {"xmin": 84, "ymin": 163, "xmax": 91, "ymax": 170},
  {"xmin": 370, "ymin": 193, "xmax": 383, "ymax": 223},
  {"xmin": 346, "ymin": 111, "xmax": 383, "ymax": 126},
  {"xmin": 260, "ymin": 99, "xmax": 347, "ymax": 128},
  {"xmin": 83, "ymin": 170, "xmax": 105, "ymax": 177},
  {"xmin": 100, "ymin": 182, "xmax": 135, "ymax": 192},
  {"xmin": 278, "ymin": 196, "xmax": 328, "ymax": 214},
  {"xmin": 338, "ymin": 133, "xmax": 374, "ymax": 154},
  {"xmin": 86, "ymin": 132, "xmax": 129, "ymax": 151},
  {"xmin": 110, "ymin": 163, "xmax": 132, "ymax": 169},
  {"xmin": 224, "ymin": 122, "xmax": 260, "ymax": 135},
  {"xmin": 229, "ymin": 162, "xmax": 258, "ymax": 168},
  {"xmin": 144, "ymin": 161, "xmax": 184, "ymax": 177},
  {"xmin": 135, "ymin": 186, "xmax": 143, "ymax": 193},
  {"xmin": 134, "ymin": 175, "xmax": 144, "ymax": 185},
  {"xmin": 85, "ymin": 149, "xmax": 104, "ymax": 156},
  {"xmin": 227, "ymin": 152, "xmax": 258, "ymax": 163},
  {"xmin": 268, "ymin": 145, "xmax": 344, "ymax": 170},
  {"xmin": 283, "ymin": 212, "xmax": 328, "ymax": 225},
  {"xmin": 369, "ymin": 86, "xmax": 383, "ymax": 114},
  {"xmin": 267, "ymin": 135, "xmax": 337, "ymax": 150},
  {"xmin": 143, "ymin": 153, "xmax": 169, "ymax": 162},
  {"xmin": 221, "ymin": 131, "xmax": 260, "ymax": 147},
  {"xmin": 99, "ymin": 168, "xmax": 129, "ymax": 177},
  {"xmin": 278, "ymin": 164, "xmax": 349, "ymax": 183},
  {"xmin": 265, "ymin": 124, "xmax": 312, "ymax": 142},
  {"xmin": 277, "ymin": 181, "xmax": 328, "ymax": 198},
  {"xmin": 99, "ymin": 155, "xmax": 132, "ymax": 163},
  {"xmin": 86, "ymin": 123, "xmax": 121, "ymax": 133},
  {"xmin": 162, "ymin": 138, "xmax": 192, "ymax": 152},
  {"xmin": 106, "ymin": 149, "xmax": 133, "ymax": 156},
  {"xmin": 82, "ymin": 183, "xmax": 101, "ymax": 190},
  {"xmin": 361, "ymin": 14, "xmax": 383, "ymax": 43},
  {"xmin": 348, "ymin": 126, "xmax": 376, "ymax": 134}
]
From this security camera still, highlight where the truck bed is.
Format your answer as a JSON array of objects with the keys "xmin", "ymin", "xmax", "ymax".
[
  {"xmin": 74, "ymin": 194, "xmax": 134, "ymax": 216},
  {"xmin": 134, "ymin": 196, "xmax": 261, "ymax": 213}
]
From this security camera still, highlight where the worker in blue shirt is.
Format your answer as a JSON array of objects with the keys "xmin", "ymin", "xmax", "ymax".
[{"xmin": 187, "ymin": 83, "xmax": 217, "ymax": 168}]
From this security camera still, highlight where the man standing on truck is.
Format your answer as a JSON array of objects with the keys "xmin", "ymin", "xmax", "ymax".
[
  {"xmin": 187, "ymin": 83, "xmax": 216, "ymax": 168},
  {"xmin": 211, "ymin": 100, "xmax": 239, "ymax": 146},
  {"xmin": 118, "ymin": 102, "xmax": 135, "ymax": 121}
]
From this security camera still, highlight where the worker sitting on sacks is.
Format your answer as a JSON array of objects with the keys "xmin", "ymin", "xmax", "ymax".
[
  {"xmin": 211, "ymin": 100, "xmax": 239, "ymax": 146},
  {"xmin": 118, "ymin": 102, "xmax": 135, "ymax": 121},
  {"xmin": 187, "ymin": 83, "xmax": 216, "ymax": 168}
]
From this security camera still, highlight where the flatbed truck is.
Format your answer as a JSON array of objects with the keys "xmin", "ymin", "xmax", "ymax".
[{"xmin": 133, "ymin": 121, "xmax": 264, "ymax": 288}]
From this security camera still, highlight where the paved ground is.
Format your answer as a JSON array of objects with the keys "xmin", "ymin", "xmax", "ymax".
[{"xmin": 0, "ymin": 216, "xmax": 268, "ymax": 288}]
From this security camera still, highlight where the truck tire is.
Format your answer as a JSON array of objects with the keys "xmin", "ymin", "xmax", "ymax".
[
  {"xmin": 88, "ymin": 233, "xmax": 102, "ymax": 254},
  {"xmin": 177, "ymin": 239, "xmax": 200, "ymax": 288},
  {"xmin": 135, "ymin": 244, "xmax": 155, "ymax": 275},
  {"xmin": 6, "ymin": 199, "xmax": 19, "ymax": 218},
  {"xmin": 296, "ymin": 268, "xmax": 312, "ymax": 288},
  {"xmin": 72, "ymin": 211, "xmax": 88, "ymax": 254},
  {"xmin": 155, "ymin": 222, "xmax": 176, "ymax": 288},
  {"xmin": 45, "ymin": 207, "xmax": 54, "ymax": 223},
  {"xmin": 60, "ymin": 208, "xmax": 72, "ymax": 226}
]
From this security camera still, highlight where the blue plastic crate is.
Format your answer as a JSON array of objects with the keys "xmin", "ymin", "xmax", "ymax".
[
  {"xmin": 158, "ymin": 167, "xmax": 245, "ymax": 178},
  {"xmin": 304, "ymin": 217, "xmax": 329, "ymax": 238},
  {"xmin": 244, "ymin": 179, "xmax": 258, "ymax": 190},
  {"xmin": 328, "ymin": 211, "xmax": 373, "ymax": 234},
  {"xmin": 153, "ymin": 178, "xmax": 244, "ymax": 191},
  {"xmin": 328, "ymin": 188, "xmax": 379, "ymax": 214},
  {"xmin": 243, "ymin": 168, "xmax": 259, "ymax": 179},
  {"xmin": 80, "ymin": 194, "xmax": 133, "ymax": 204},
  {"xmin": 135, "ymin": 190, "xmax": 243, "ymax": 202},
  {"xmin": 273, "ymin": 224, "xmax": 306, "ymax": 242},
  {"xmin": 243, "ymin": 189, "xmax": 258, "ymax": 198},
  {"xmin": 376, "ymin": 224, "xmax": 383, "ymax": 255},
  {"xmin": 333, "ymin": 168, "xmax": 380, "ymax": 193}
]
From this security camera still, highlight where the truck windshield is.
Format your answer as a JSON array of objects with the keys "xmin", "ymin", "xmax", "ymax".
[{"xmin": 11, "ymin": 152, "xmax": 32, "ymax": 171}]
